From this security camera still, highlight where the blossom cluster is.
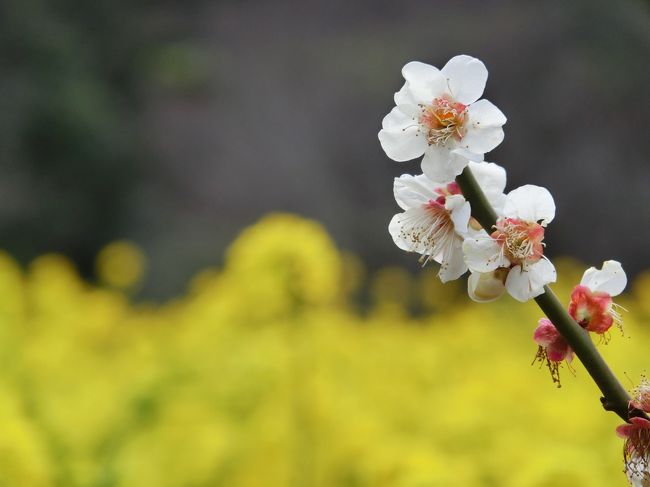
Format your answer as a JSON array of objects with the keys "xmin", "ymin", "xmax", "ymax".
[
  {"xmin": 381, "ymin": 55, "xmax": 556, "ymax": 303},
  {"xmin": 379, "ymin": 55, "xmax": 628, "ymax": 361},
  {"xmin": 379, "ymin": 55, "xmax": 642, "ymax": 484}
]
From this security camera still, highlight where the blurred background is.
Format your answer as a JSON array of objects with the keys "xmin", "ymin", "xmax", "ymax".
[{"xmin": 0, "ymin": 0, "xmax": 649, "ymax": 485}]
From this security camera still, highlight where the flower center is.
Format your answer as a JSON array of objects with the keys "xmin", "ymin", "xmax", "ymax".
[
  {"xmin": 419, "ymin": 97, "xmax": 467, "ymax": 146},
  {"xmin": 491, "ymin": 218, "xmax": 545, "ymax": 266}
]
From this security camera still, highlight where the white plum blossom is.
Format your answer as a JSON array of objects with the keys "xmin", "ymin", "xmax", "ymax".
[
  {"xmin": 389, "ymin": 161, "xmax": 506, "ymax": 283},
  {"xmin": 463, "ymin": 185, "xmax": 557, "ymax": 302},
  {"xmin": 389, "ymin": 175, "xmax": 469, "ymax": 282},
  {"xmin": 378, "ymin": 55, "xmax": 507, "ymax": 183}
]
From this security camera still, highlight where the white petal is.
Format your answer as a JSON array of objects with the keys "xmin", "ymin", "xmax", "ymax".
[
  {"xmin": 461, "ymin": 100, "xmax": 506, "ymax": 154},
  {"xmin": 467, "ymin": 270, "xmax": 506, "ymax": 302},
  {"xmin": 394, "ymin": 82, "xmax": 417, "ymax": 106},
  {"xmin": 382, "ymin": 103, "xmax": 419, "ymax": 130},
  {"xmin": 467, "ymin": 99, "xmax": 507, "ymax": 127},
  {"xmin": 390, "ymin": 206, "xmax": 463, "ymax": 267},
  {"xmin": 379, "ymin": 129, "xmax": 426, "ymax": 162},
  {"xmin": 504, "ymin": 267, "xmax": 534, "ymax": 302},
  {"xmin": 393, "ymin": 173, "xmax": 441, "ymax": 210},
  {"xmin": 388, "ymin": 213, "xmax": 414, "ymax": 253},
  {"xmin": 378, "ymin": 106, "xmax": 427, "ymax": 162},
  {"xmin": 468, "ymin": 161, "xmax": 507, "ymax": 213},
  {"xmin": 451, "ymin": 147, "xmax": 484, "ymax": 163},
  {"xmin": 402, "ymin": 61, "xmax": 441, "ymax": 84},
  {"xmin": 580, "ymin": 260, "xmax": 627, "ymax": 296},
  {"xmin": 625, "ymin": 455, "xmax": 650, "ymax": 487},
  {"xmin": 487, "ymin": 193, "xmax": 506, "ymax": 216},
  {"xmin": 504, "ymin": 185, "xmax": 556, "ymax": 225},
  {"xmin": 505, "ymin": 259, "xmax": 556, "ymax": 302},
  {"xmin": 421, "ymin": 146, "xmax": 472, "ymax": 184},
  {"xmin": 462, "ymin": 126, "xmax": 504, "ymax": 155},
  {"xmin": 401, "ymin": 61, "xmax": 447, "ymax": 102},
  {"xmin": 421, "ymin": 146, "xmax": 453, "ymax": 183},
  {"xmin": 468, "ymin": 161, "xmax": 506, "ymax": 195},
  {"xmin": 461, "ymin": 127, "xmax": 504, "ymax": 154},
  {"xmin": 437, "ymin": 239, "xmax": 468, "ymax": 283},
  {"xmin": 388, "ymin": 210, "xmax": 425, "ymax": 254},
  {"xmin": 532, "ymin": 259, "xmax": 558, "ymax": 286},
  {"xmin": 445, "ymin": 194, "xmax": 471, "ymax": 236},
  {"xmin": 440, "ymin": 55, "xmax": 488, "ymax": 105},
  {"xmin": 462, "ymin": 233, "xmax": 508, "ymax": 272},
  {"xmin": 388, "ymin": 207, "xmax": 447, "ymax": 255}
]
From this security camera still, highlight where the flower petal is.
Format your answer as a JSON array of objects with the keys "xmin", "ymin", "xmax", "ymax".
[
  {"xmin": 468, "ymin": 161, "xmax": 507, "ymax": 214},
  {"xmin": 400, "ymin": 61, "xmax": 447, "ymax": 103},
  {"xmin": 388, "ymin": 206, "xmax": 453, "ymax": 256},
  {"xmin": 394, "ymin": 82, "xmax": 417, "ymax": 106},
  {"xmin": 547, "ymin": 339, "xmax": 572, "ymax": 362},
  {"xmin": 421, "ymin": 146, "xmax": 472, "ymax": 184},
  {"xmin": 462, "ymin": 233, "xmax": 508, "ymax": 272},
  {"xmin": 505, "ymin": 266, "xmax": 535, "ymax": 302},
  {"xmin": 467, "ymin": 99, "xmax": 507, "ymax": 127},
  {"xmin": 505, "ymin": 259, "xmax": 556, "ymax": 302},
  {"xmin": 382, "ymin": 103, "xmax": 419, "ymax": 130},
  {"xmin": 630, "ymin": 417, "xmax": 650, "ymax": 428},
  {"xmin": 461, "ymin": 100, "xmax": 506, "ymax": 154},
  {"xmin": 529, "ymin": 258, "xmax": 558, "ymax": 288},
  {"xmin": 393, "ymin": 173, "xmax": 441, "ymax": 210},
  {"xmin": 616, "ymin": 423, "xmax": 636, "ymax": 439},
  {"xmin": 388, "ymin": 213, "xmax": 412, "ymax": 253},
  {"xmin": 580, "ymin": 260, "xmax": 627, "ymax": 296},
  {"xmin": 533, "ymin": 318, "xmax": 559, "ymax": 347},
  {"xmin": 437, "ymin": 239, "xmax": 468, "ymax": 283},
  {"xmin": 389, "ymin": 211, "xmax": 433, "ymax": 254},
  {"xmin": 445, "ymin": 194, "xmax": 471, "ymax": 236},
  {"xmin": 452, "ymin": 147, "xmax": 484, "ymax": 163},
  {"xmin": 624, "ymin": 454, "xmax": 650, "ymax": 486},
  {"xmin": 504, "ymin": 185, "xmax": 556, "ymax": 225},
  {"xmin": 467, "ymin": 270, "xmax": 506, "ymax": 302},
  {"xmin": 440, "ymin": 55, "xmax": 488, "ymax": 105},
  {"xmin": 378, "ymin": 105, "xmax": 427, "ymax": 162}
]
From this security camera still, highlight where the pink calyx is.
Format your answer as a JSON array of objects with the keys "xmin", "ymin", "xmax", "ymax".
[
  {"xmin": 617, "ymin": 417, "xmax": 650, "ymax": 439},
  {"xmin": 568, "ymin": 285, "xmax": 615, "ymax": 334}
]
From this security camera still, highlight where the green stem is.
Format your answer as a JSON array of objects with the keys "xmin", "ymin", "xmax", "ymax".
[{"xmin": 456, "ymin": 166, "xmax": 637, "ymax": 423}]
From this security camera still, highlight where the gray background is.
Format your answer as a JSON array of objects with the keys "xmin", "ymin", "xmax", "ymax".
[{"xmin": 0, "ymin": 0, "xmax": 648, "ymax": 297}]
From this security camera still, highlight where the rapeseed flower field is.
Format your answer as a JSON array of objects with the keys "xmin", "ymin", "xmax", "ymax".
[{"xmin": 0, "ymin": 213, "xmax": 648, "ymax": 486}]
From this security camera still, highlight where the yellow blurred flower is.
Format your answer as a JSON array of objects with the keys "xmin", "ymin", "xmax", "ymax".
[
  {"xmin": 96, "ymin": 241, "xmax": 147, "ymax": 290},
  {"xmin": 0, "ymin": 213, "xmax": 644, "ymax": 486}
]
